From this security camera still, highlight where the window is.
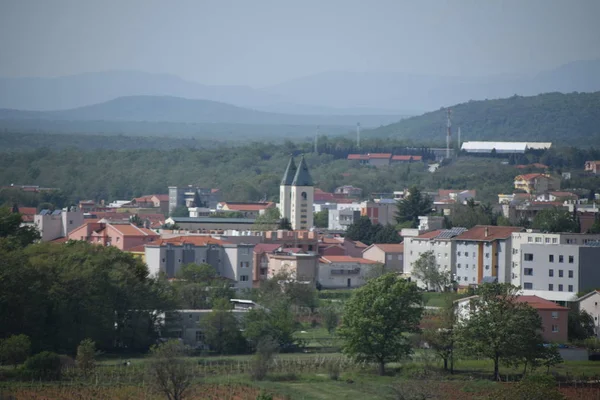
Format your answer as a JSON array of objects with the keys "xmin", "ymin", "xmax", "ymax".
[
  {"xmin": 559, "ymin": 270, "xmax": 563, "ymax": 278},
  {"xmin": 535, "ymin": 237, "xmax": 541, "ymax": 243},
  {"xmin": 548, "ymin": 284, "xmax": 554, "ymax": 291},
  {"xmin": 549, "ymin": 269, "xmax": 554, "ymax": 277},
  {"xmin": 457, "ymin": 263, "xmax": 461, "ymax": 269},
  {"xmin": 524, "ymin": 282, "xmax": 533, "ymax": 289},
  {"xmin": 524, "ymin": 268, "xmax": 533, "ymax": 276},
  {"xmin": 457, "ymin": 276, "xmax": 461, "ymax": 281},
  {"xmin": 568, "ymin": 285, "xmax": 573, "ymax": 292},
  {"xmin": 558, "ymin": 284, "xmax": 563, "ymax": 291},
  {"xmin": 552, "ymin": 325, "xmax": 559, "ymax": 333},
  {"xmin": 69, "ymin": 220, "xmax": 73, "ymax": 225},
  {"xmin": 301, "ymin": 192, "xmax": 307, "ymax": 200},
  {"xmin": 549, "ymin": 255, "xmax": 554, "ymax": 262},
  {"xmin": 457, "ymin": 251, "xmax": 461, "ymax": 256},
  {"xmin": 387, "ymin": 255, "xmax": 392, "ymax": 261},
  {"xmin": 485, "ymin": 253, "xmax": 489, "ymax": 258},
  {"xmin": 116, "ymin": 237, "xmax": 120, "ymax": 242},
  {"xmin": 569, "ymin": 255, "xmax": 574, "ymax": 264},
  {"xmin": 528, "ymin": 237, "xmax": 533, "ymax": 243},
  {"xmin": 195, "ymin": 330, "xmax": 204, "ymax": 342},
  {"xmin": 551, "ymin": 311, "xmax": 559, "ymax": 319},
  {"xmin": 485, "ymin": 265, "xmax": 490, "ymax": 270},
  {"xmin": 559, "ymin": 255, "xmax": 564, "ymax": 263},
  {"xmin": 545, "ymin": 237, "xmax": 550, "ymax": 243},
  {"xmin": 552, "ymin": 238, "xmax": 558, "ymax": 244},
  {"xmin": 472, "ymin": 277, "xmax": 475, "ymax": 282},
  {"xmin": 568, "ymin": 270, "xmax": 573, "ymax": 278},
  {"xmin": 240, "ymin": 261, "xmax": 249, "ymax": 268},
  {"xmin": 410, "ymin": 251, "xmax": 413, "ymax": 255},
  {"xmin": 465, "ymin": 252, "xmax": 469, "ymax": 257},
  {"xmin": 240, "ymin": 275, "xmax": 249, "ymax": 282},
  {"xmin": 524, "ymin": 253, "xmax": 534, "ymax": 261}
]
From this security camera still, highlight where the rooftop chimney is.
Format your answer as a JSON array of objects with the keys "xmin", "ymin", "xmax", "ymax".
[{"xmin": 484, "ymin": 227, "xmax": 489, "ymax": 238}]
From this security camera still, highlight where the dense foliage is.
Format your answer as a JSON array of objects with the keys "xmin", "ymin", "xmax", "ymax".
[
  {"xmin": 344, "ymin": 216, "xmax": 402, "ymax": 245},
  {"xmin": 369, "ymin": 91, "xmax": 600, "ymax": 147}
]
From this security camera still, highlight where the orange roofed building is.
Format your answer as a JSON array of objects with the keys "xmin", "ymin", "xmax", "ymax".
[
  {"xmin": 514, "ymin": 173, "xmax": 560, "ymax": 194},
  {"xmin": 68, "ymin": 220, "xmax": 159, "ymax": 251},
  {"xmin": 318, "ymin": 255, "xmax": 380, "ymax": 289}
]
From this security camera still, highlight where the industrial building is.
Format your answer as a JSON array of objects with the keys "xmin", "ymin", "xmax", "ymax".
[{"xmin": 461, "ymin": 141, "xmax": 552, "ymax": 154}]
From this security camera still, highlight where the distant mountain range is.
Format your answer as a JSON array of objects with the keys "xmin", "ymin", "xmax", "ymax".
[
  {"xmin": 0, "ymin": 95, "xmax": 404, "ymax": 127},
  {"xmin": 367, "ymin": 91, "xmax": 600, "ymax": 146},
  {"xmin": 1, "ymin": 59, "xmax": 599, "ymax": 114}
]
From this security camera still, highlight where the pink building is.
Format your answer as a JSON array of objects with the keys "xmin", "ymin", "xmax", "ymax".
[{"xmin": 68, "ymin": 220, "xmax": 159, "ymax": 251}]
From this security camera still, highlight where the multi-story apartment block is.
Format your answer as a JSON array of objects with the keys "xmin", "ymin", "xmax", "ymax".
[
  {"xmin": 143, "ymin": 236, "xmax": 254, "ymax": 290},
  {"xmin": 453, "ymin": 226, "xmax": 524, "ymax": 287},
  {"xmin": 34, "ymin": 207, "xmax": 84, "ymax": 241},
  {"xmin": 168, "ymin": 186, "xmax": 221, "ymax": 214},
  {"xmin": 403, "ymin": 227, "xmax": 466, "ymax": 288},
  {"xmin": 328, "ymin": 209, "xmax": 361, "ymax": 231},
  {"xmin": 576, "ymin": 291, "xmax": 600, "ymax": 336}
]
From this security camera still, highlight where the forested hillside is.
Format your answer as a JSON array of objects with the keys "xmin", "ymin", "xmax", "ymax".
[
  {"xmin": 2, "ymin": 137, "xmax": 599, "ymax": 207},
  {"xmin": 368, "ymin": 91, "xmax": 600, "ymax": 146}
]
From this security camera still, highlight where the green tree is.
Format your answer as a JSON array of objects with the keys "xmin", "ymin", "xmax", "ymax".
[
  {"xmin": 0, "ymin": 206, "xmax": 40, "ymax": 248},
  {"xmin": 170, "ymin": 205, "xmax": 189, "ymax": 218},
  {"xmin": 0, "ymin": 334, "xmax": 31, "ymax": 368},
  {"xmin": 411, "ymin": 251, "xmax": 450, "ymax": 292},
  {"xmin": 345, "ymin": 216, "xmax": 376, "ymax": 244},
  {"xmin": 321, "ymin": 304, "xmax": 340, "ymax": 335},
  {"xmin": 277, "ymin": 217, "xmax": 292, "ymax": 230},
  {"xmin": 568, "ymin": 309, "xmax": 595, "ymax": 341},
  {"xmin": 76, "ymin": 338, "xmax": 96, "ymax": 377},
  {"xmin": 338, "ymin": 274, "xmax": 423, "ymax": 375},
  {"xmin": 174, "ymin": 263, "xmax": 233, "ymax": 309},
  {"xmin": 314, "ymin": 209, "xmax": 329, "ymax": 228},
  {"xmin": 253, "ymin": 207, "xmax": 281, "ymax": 231},
  {"xmin": 199, "ymin": 299, "xmax": 246, "ymax": 354},
  {"xmin": 449, "ymin": 204, "xmax": 492, "ymax": 229},
  {"xmin": 244, "ymin": 301, "xmax": 300, "ymax": 351},
  {"xmin": 456, "ymin": 283, "xmax": 545, "ymax": 381},
  {"xmin": 421, "ymin": 296, "xmax": 457, "ymax": 372},
  {"xmin": 24, "ymin": 351, "xmax": 62, "ymax": 380},
  {"xmin": 148, "ymin": 340, "xmax": 194, "ymax": 400},
  {"xmin": 532, "ymin": 208, "xmax": 579, "ymax": 233},
  {"xmin": 372, "ymin": 224, "xmax": 401, "ymax": 244},
  {"xmin": 395, "ymin": 187, "xmax": 433, "ymax": 228}
]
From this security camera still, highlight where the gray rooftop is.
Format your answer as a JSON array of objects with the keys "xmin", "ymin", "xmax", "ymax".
[
  {"xmin": 292, "ymin": 155, "xmax": 314, "ymax": 186},
  {"xmin": 281, "ymin": 157, "xmax": 297, "ymax": 186},
  {"xmin": 436, "ymin": 227, "xmax": 468, "ymax": 239}
]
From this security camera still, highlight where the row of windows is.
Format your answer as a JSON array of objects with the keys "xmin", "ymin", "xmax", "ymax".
[
  {"xmin": 456, "ymin": 276, "xmax": 476, "ymax": 282},
  {"xmin": 548, "ymin": 254, "xmax": 574, "ymax": 263},
  {"xmin": 527, "ymin": 237, "xmax": 558, "ymax": 244},
  {"xmin": 523, "ymin": 282, "xmax": 574, "ymax": 292}
]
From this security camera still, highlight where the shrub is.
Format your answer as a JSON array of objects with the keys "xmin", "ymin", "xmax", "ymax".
[
  {"xmin": 256, "ymin": 392, "xmax": 274, "ymax": 400},
  {"xmin": 326, "ymin": 360, "xmax": 340, "ymax": 380},
  {"xmin": 0, "ymin": 334, "xmax": 31, "ymax": 368},
  {"xmin": 249, "ymin": 337, "xmax": 278, "ymax": 381},
  {"xmin": 76, "ymin": 338, "xmax": 96, "ymax": 377},
  {"xmin": 24, "ymin": 351, "xmax": 62, "ymax": 380},
  {"xmin": 489, "ymin": 374, "xmax": 565, "ymax": 400}
]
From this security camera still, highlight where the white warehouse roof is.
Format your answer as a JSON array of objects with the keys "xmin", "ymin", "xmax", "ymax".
[{"xmin": 461, "ymin": 141, "xmax": 552, "ymax": 153}]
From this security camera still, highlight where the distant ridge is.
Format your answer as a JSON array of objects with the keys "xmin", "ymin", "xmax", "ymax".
[{"xmin": 367, "ymin": 91, "xmax": 600, "ymax": 146}]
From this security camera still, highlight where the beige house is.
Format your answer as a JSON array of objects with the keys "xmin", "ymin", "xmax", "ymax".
[
  {"xmin": 362, "ymin": 243, "xmax": 404, "ymax": 272},
  {"xmin": 576, "ymin": 290, "xmax": 600, "ymax": 337},
  {"xmin": 514, "ymin": 173, "xmax": 560, "ymax": 194},
  {"xmin": 318, "ymin": 256, "xmax": 380, "ymax": 289},
  {"xmin": 267, "ymin": 251, "xmax": 318, "ymax": 283}
]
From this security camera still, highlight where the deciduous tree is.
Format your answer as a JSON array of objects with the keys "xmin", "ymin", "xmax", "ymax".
[
  {"xmin": 411, "ymin": 251, "xmax": 450, "ymax": 292},
  {"xmin": 338, "ymin": 274, "xmax": 423, "ymax": 375},
  {"xmin": 199, "ymin": 299, "xmax": 246, "ymax": 354},
  {"xmin": 0, "ymin": 334, "xmax": 31, "ymax": 368},
  {"xmin": 395, "ymin": 187, "xmax": 433, "ymax": 228},
  {"xmin": 148, "ymin": 340, "xmax": 194, "ymax": 400}
]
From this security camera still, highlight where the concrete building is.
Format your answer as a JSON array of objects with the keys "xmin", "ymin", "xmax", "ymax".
[
  {"xmin": 168, "ymin": 186, "xmax": 221, "ymax": 215},
  {"xmin": 461, "ymin": 141, "xmax": 552, "ymax": 154},
  {"xmin": 164, "ymin": 217, "xmax": 256, "ymax": 231},
  {"xmin": 252, "ymin": 243, "xmax": 318, "ymax": 286},
  {"xmin": 362, "ymin": 243, "xmax": 404, "ymax": 272},
  {"xmin": 334, "ymin": 185, "xmax": 363, "ymax": 198},
  {"xmin": 576, "ymin": 291, "xmax": 600, "ymax": 336},
  {"xmin": 453, "ymin": 226, "xmax": 524, "ymax": 287},
  {"xmin": 328, "ymin": 209, "xmax": 361, "ymax": 231},
  {"xmin": 280, "ymin": 155, "xmax": 314, "ymax": 230},
  {"xmin": 318, "ymin": 256, "xmax": 380, "ymax": 289},
  {"xmin": 514, "ymin": 173, "xmax": 560, "ymax": 194},
  {"xmin": 34, "ymin": 207, "xmax": 84, "ymax": 241},
  {"xmin": 360, "ymin": 200, "xmax": 398, "ymax": 226},
  {"xmin": 585, "ymin": 161, "xmax": 600, "ymax": 175},
  {"xmin": 455, "ymin": 295, "xmax": 568, "ymax": 342},
  {"xmin": 403, "ymin": 228, "xmax": 466, "ymax": 287},
  {"xmin": 143, "ymin": 236, "xmax": 254, "ymax": 290},
  {"xmin": 217, "ymin": 201, "xmax": 276, "ymax": 218}
]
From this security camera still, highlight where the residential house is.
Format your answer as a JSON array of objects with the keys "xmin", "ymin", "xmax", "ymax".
[
  {"xmin": 168, "ymin": 186, "xmax": 221, "ymax": 214},
  {"xmin": 360, "ymin": 200, "xmax": 398, "ymax": 226},
  {"xmin": 334, "ymin": 185, "xmax": 363, "ymax": 198},
  {"xmin": 453, "ymin": 226, "xmax": 524, "ymax": 287},
  {"xmin": 403, "ymin": 228, "xmax": 467, "ymax": 287},
  {"xmin": 318, "ymin": 256, "xmax": 380, "ymax": 289},
  {"xmin": 34, "ymin": 207, "xmax": 84, "ymax": 241},
  {"xmin": 14, "ymin": 206, "xmax": 37, "ymax": 224},
  {"xmin": 585, "ymin": 161, "xmax": 600, "ymax": 175},
  {"xmin": 264, "ymin": 249, "xmax": 318, "ymax": 283},
  {"xmin": 347, "ymin": 153, "xmax": 391, "ymax": 167},
  {"xmin": 68, "ymin": 220, "xmax": 159, "ymax": 250},
  {"xmin": 144, "ymin": 236, "xmax": 254, "ymax": 290},
  {"xmin": 131, "ymin": 194, "xmax": 169, "ymax": 214},
  {"xmin": 217, "ymin": 201, "xmax": 276, "ymax": 218},
  {"xmin": 455, "ymin": 295, "xmax": 568, "ymax": 342},
  {"xmin": 362, "ymin": 243, "xmax": 404, "ymax": 272},
  {"xmin": 514, "ymin": 173, "xmax": 560, "ymax": 194},
  {"xmin": 536, "ymin": 192, "xmax": 578, "ymax": 202},
  {"xmin": 328, "ymin": 209, "xmax": 361, "ymax": 231},
  {"xmin": 576, "ymin": 291, "xmax": 600, "ymax": 337},
  {"xmin": 164, "ymin": 217, "xmax": 256, "ymax": 231}
]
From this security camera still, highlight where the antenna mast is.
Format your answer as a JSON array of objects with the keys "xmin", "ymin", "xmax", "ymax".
[
  {"xmin": 446, "ymin": 109, "xmax": 452, "ymax": 159},
  {"xmin": 356, "ymin": 122, "xmax": 361, "ymax": 148}
]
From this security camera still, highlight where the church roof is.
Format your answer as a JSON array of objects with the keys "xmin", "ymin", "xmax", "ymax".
[
  {"xmin": 292, "ymin": 155, "xmax": 314, "ymax": 186},
  {"xmin": 281, "ymin": 157, "xmax": 297, "ymax": 186}
]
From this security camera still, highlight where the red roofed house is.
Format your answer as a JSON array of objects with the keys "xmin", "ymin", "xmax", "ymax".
[
  {"xmin": 455, "ymin": 295, "xmax": 568, "ymax": 342},
  {"xmin": 362, "ymin": 243, "xmax": 404, "ymax": 272},
  {"xmin": 131, "ymin": 194, "xmax": 169, "ymax": 214},
  {"xmin": 14, "ymin": 206, "xmax": 37, "ymax": 224},
  {"xmin": 585, "ymin": 161, "xmax": 600, "ymax": 175},
  {"xmin": 514, "ymin": 173, "xmax": 560, "ymax": 194},
  {"xmin": 347, "ymin": 153, "xmax": 391, "ymax": 167},
  {"xmin": 318, "ymin": 255, "xmax": 380, "ymax": 288},
  {"xmin": 68, "ymin": 221, "xmax": 159, "ymax": 251},
  {"xmin": 252, "ymin": 244, "xmax": 318, "ymax": 286}
]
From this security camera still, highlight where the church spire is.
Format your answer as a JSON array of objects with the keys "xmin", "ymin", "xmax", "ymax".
[
  {"xmin": 292, "ymin": 155, "xmax": 313, "ymax": 186},
  {"xmin": 281, "ymin": 156, "xmax": 297, "ymax": 186}
]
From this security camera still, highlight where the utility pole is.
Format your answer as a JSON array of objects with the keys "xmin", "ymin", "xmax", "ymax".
[
  {"xmin": 314, "ymin": 125, "xmax": 319, "ymax": 154},
  {"xmin": 356, "ymin": 122, "xmax": 361, "ymax": 149},
  {"xmin": 446, "ymin": 109, "xmax": 452, "ymax": 159}
]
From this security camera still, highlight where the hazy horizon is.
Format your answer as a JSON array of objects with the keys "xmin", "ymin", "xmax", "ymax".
[{"xmin": 1, "ymin": 0, "xmax": 599, "ymax": 87}]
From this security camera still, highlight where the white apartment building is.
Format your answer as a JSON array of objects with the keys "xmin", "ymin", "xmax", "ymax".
[
  {"xmin": 34, "ymin": 207, "xmax": 84, "ymax": 241},
  {"xmin": 576, "ymin": 291, "xmax": 600, "ymax": 336},
  {"xmin": 453, "ymin": 226, "xmax": 524, "ymax": 287},
  {"xmin": 144, "ymin": 236, "xmax": 254, "ymax": 290},
  {"xmin": 402, "ymin": 227, "xmax": 466, "ymax": 288}
]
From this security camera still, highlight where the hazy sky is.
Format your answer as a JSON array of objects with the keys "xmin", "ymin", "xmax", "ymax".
[{"xmin": 1, "ymin": 0, "xmax": 599, "ymax": 87}]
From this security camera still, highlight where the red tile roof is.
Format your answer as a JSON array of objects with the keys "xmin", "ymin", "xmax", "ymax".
[
  {"xmin": 253, "ymin": 243, "xmax": 282, "ymax": 254},
  {"xmin": 153, "ymin": 194, "xmax": 169, "ymax": 202},
  {"xmin": 368, "ymin": 153, "xmax": 392, "ymax": 159},
  {"xmin": 127, "ymin": 244, "xmax": 147, "ymax": 252},
  {"xmin": 109, "ymin": 224, "xmax": 159, "ymax": 237},
  {"xmin": 17, "ymin": 206, "xmax": 37, "ymax": 216},
  {"xmin": 415, "ymin": 230, "xmax": 444, "ymax": 239},
  {"xmin": 454, "ymin": 225, "xmax": 524, "ymax": 241},
  {"xmin": 369, "ymin": 243, "xmax": 404, "ymax": 253},
  {"xmin": 319, "ymin": 255, "xmax": 379, "ymax": 264},
  {"xmin": 549, "ymin": 191, "xmax": 578, "ymax": 198},
  {"xmin": 515, "ymin": 173, "xmax": 549, "ymax": 181},
  {"xmin": 347, "ymin": 154, "xmax": 370, "ymax": 160},
  {"xmin": 391, "ymin": 155, "xmax": 422, "ymax": 161},
  {"xmin": 515, "ymin": 296, "xmax": 568, "ymax": 311},
  {"xmin": 220, "ymin": 202, "xmax": 275, "ymax": 211}
]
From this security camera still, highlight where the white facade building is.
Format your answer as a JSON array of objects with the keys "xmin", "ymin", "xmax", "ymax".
[
  {"xmin": 576, "ymin": 291, "xmax": 600, "ymax": 337},
  {"xmin": 34, "ymin": 207, "xmax": 84, "ymax": 241},
  {"xmin": 317, "ymin": 256, "xmax": 379, "ymax": 289}
]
